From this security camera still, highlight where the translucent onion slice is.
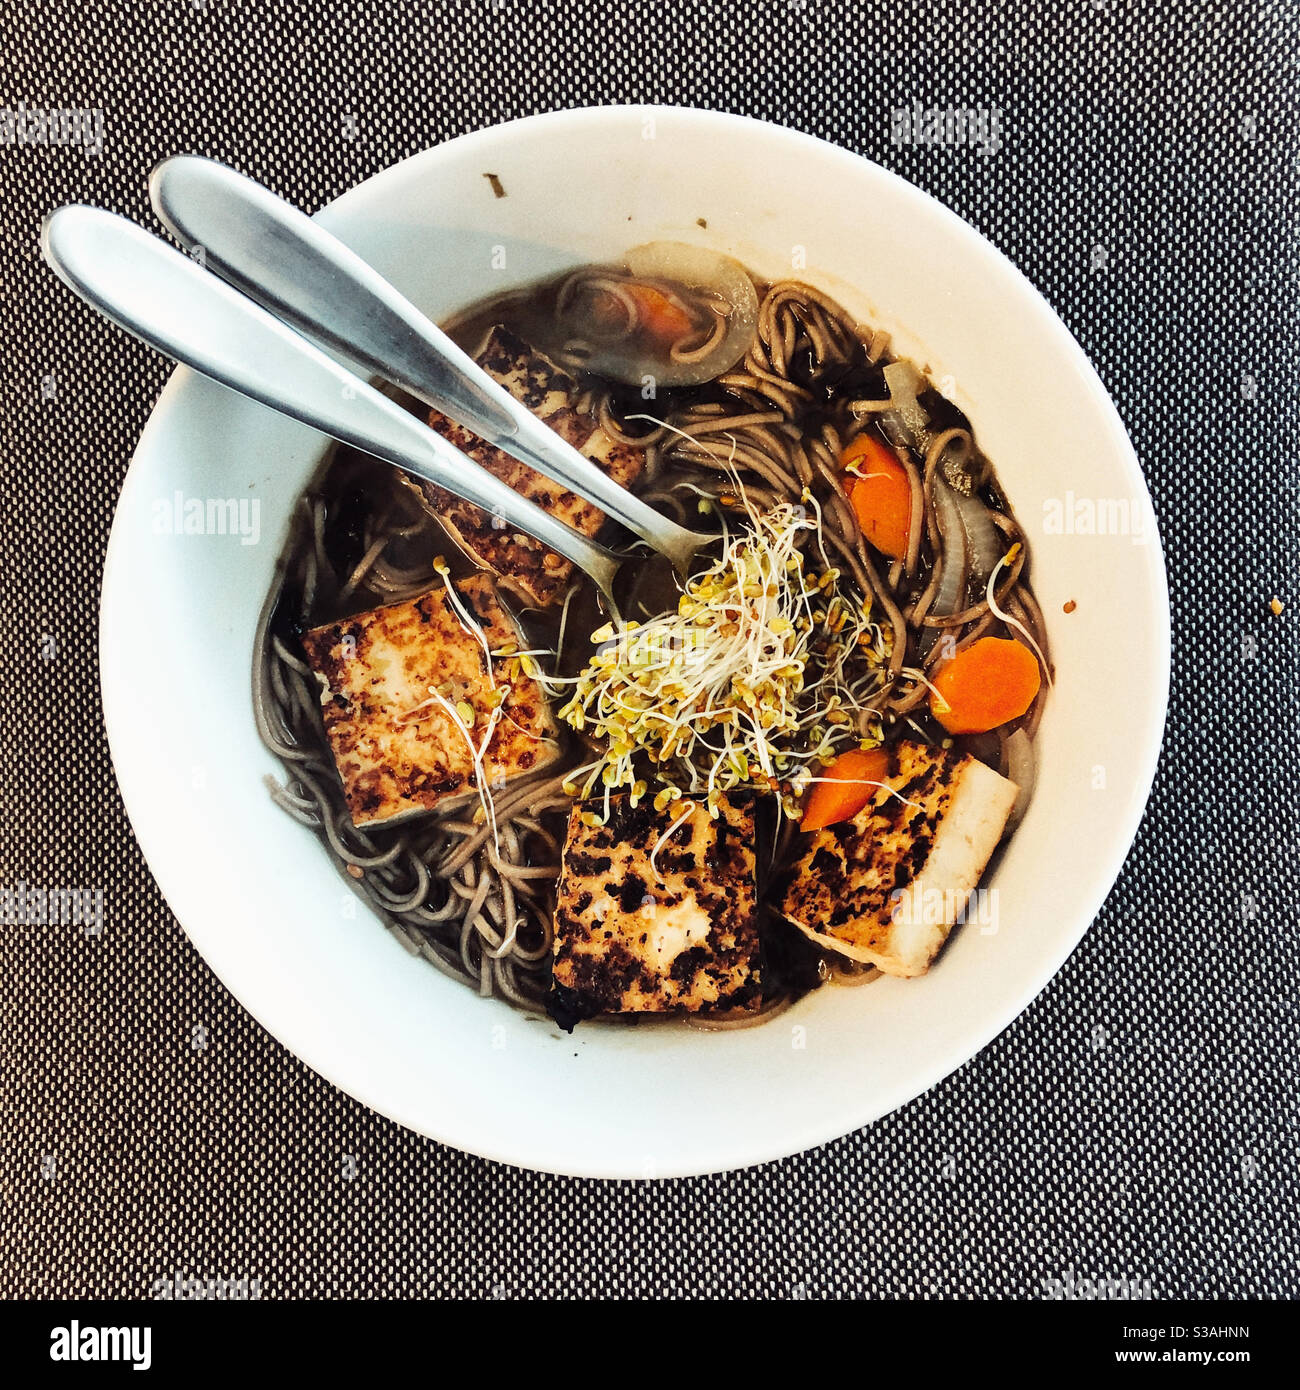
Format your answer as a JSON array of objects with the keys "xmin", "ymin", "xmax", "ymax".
[
  {"xmin": 878, "ymin": 359, "xmax": 930, "ymax": 450},
  {"xmin": 1000, "ymin": 726, "xmax": 1036, "ymax": 824},
  {"xmin": 580, "ymin": 242, "xmax": 759, "ymax": 388},
  {"xmin": 930, "ymin": 477, "xmax": 971, "ymax": 617},
  {"xmin": 947, "ymin": 479, "xmax": 1002, "ymax": 582}
]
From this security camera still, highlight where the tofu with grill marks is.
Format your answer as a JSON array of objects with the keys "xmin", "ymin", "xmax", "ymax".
[
  {"xmin": 547, "ymin": 793, "xmax": 762, "ymax": 1029},
  {"xmin": 781, "ymin": 741, "xmax": 1018, "ymax": 977},
  {"xmin": 420, "ymin": 326, "xmax": 646, "ymax": 608},
  {"xmin": 299, "ymin": 574, "xmax": 560, "ymax": 828}
]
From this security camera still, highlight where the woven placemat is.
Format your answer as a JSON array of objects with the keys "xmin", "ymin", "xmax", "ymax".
[{"xmin": 2, "ymin": 0, "xmax": 1296, "ymax": 1298}]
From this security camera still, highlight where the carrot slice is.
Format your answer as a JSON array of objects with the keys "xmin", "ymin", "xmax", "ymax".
[
  {"xmin": 842, "ymin": 434, "xmax": 912, "ymax": 561},
  {"xmin": 630, "ymin": 284, "xmax": 696, "ymax": 348},
  {"xmin": 800, "ymin": 747, "xmax": 891, "ymax": 832},
  {"xmin": 930, "ymin": 637, "xmax": 1042, "ymax": 735}
]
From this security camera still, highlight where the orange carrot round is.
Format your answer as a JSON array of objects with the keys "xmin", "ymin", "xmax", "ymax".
[
  {"xmin": 631, "ymin": 284, "xmax": 696, "ymax": 348},
  {"xmin": 842, "ymin": 434, "xmax": 912, "ymax": 561},
  {"xmin": 930, "ymin": 637, "xmax": 1042, "ymax": 735},
  {"xmin": 800, "ymin": 747, "xmax": 891, "ymax": 832}
]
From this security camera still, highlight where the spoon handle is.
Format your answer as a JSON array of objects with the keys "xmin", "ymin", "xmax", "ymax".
[
  {"xmin": 41, "ymin": 204, "xmax": 620, "ymax": 601},
  {"xmin": 148, "ymin": 154, "xmax": 705, "ymax": 574}
]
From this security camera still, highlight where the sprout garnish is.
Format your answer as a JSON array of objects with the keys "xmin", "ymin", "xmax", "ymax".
[{"xmin": 554, "ymin": 489, "xmax": 889, "ymax": 822}]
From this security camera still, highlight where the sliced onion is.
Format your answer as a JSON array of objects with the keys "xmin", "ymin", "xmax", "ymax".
[
  {"xmin": 1000, "ymin": 727, "xmax": 1036, "ymax": 824},
  {"xmin": 615, "ymin": 242, "xmax": 760, "ymax": 386},
  {"xmin": 878, "ymin": 410, "xmax": 911, "ymax": 451},
  {"xmin": 878, "ymin": 360, "xmax": 930, "ymax": 451},
  {"xmin": 946, "ymin": 480, "xmax": 1001, "ymax": 582},
  {"xmin": 930, "ymin": 477, "xmax": 971, "ymax": 618}
]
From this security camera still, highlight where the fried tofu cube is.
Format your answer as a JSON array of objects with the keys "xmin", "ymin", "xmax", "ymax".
[
  {"xmin": 299, "ymin": 573, "xmax": 559, "ymax": 828},
  {"xmin": 547, "ymin": 793, "xmax": 762, "ymax": 1028},
  {"xmin": 420, "ymin": 326, "xmax": 646, "ymax": 608},
  {"xmin": 781, "ymin": 741, "xmax": 1018, "ymax": 977}
]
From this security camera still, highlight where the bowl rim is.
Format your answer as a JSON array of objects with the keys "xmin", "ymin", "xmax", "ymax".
[{"xmin": 99, "ymin": 105, "xmax": 1171, "ymax": 1176}]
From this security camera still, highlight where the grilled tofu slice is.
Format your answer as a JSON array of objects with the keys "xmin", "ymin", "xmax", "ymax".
[
  {"xmin": 782, "ymin": 741, "xmax": 1018, "ymax": 977},
  {"xmin": 420, "ymin": 326, "xmax": 647, "ymax": 609},
  {"xmin": 547, "ymin": 793, "xmax": 762, "ymax": 1028},
  {"xmin": 299, "ymin": 574, "xmax": 560, "ymax": 828}
]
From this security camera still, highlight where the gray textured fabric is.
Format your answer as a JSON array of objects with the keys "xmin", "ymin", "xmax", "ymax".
[{"xmin": 2, "ymin": 0, "xmax": 1297, "ymax": 1299}]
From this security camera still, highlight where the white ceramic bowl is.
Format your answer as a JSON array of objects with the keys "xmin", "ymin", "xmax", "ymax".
[{"xmin": 100, "ymin": 107, "xmax": 1169, "ymax": 1177}]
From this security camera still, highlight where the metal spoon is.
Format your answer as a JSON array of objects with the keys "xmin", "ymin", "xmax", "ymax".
[
  {"xmin": 147, "ymin": 153, "xmax": 710, "ymax": 577},
  {"xmin": 41, "ymin": 204, "xmax": 628, "ymax": 604}
]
